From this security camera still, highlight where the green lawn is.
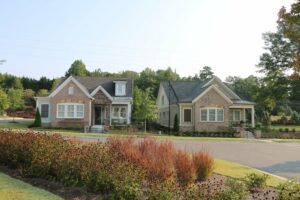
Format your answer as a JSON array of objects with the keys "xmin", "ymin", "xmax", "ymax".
[
  {"xmin": 0, "ymin": 120, "xmax": 33, "ymax": 129},
  {"xmin": 214, "ymin": 159, "xmax": 286, "ymax": 187},
  {"xmin": 0, "ymin": 172, "xmax": 62, "ymax": 200},
  {"xmin": 270, "ymin": 125, "xmax": 300, "ymax": 131}
]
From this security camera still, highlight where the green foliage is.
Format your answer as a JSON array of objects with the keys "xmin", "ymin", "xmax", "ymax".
[
  {"xmin": 7, "ymin": 88, "xmax": 24, "ymax": 111},
  {"xmin": 65, "ymin": 60, "xmax": 89, "ymax": 77},
  {"xmin": 193, "ymin": 152, "xmax": 214, "ymax": 181},
  {"xmin": 291, "ymin": 111, "xmax": 300, "ymax": 125},
  {"xmin": 23, "ymin": 89, "xmax": 35, "ymax": 106},
  {"xmin": 173, "ymin": 114, "xmax": 179, "ymax": 134},
  {"xmin": 0, "ymin": 73, "xmax": 23, "ymax": 91},
  {"xmin": 32, "ymin": 109, "xmax": 42, "ymax": 127},
  {"xmin": 278, "ymin": 1, "xmax": 300, "ymax": 73},
  {"xmin": 0, "ymin": 88, "xmax": 9, "ymax": 115},
  {"xmin": 199, "ymin": 66, "xmax": 214, "ymax": 80},
  {"xmin": 133, "ymin": 87, "xmax": 157, "ymax": 130},
  {"xmin": 277, "ymin": 179, "xmax": 300, "ymax": 200},
  {"xmin": 216, "ymin": 178, "xmax": 249, "ymax": 200},
  {"xmin": 36, "ymin": 89, "xmax": 49, "ymax": 96},
  {"xmin": 243, "ymin": 173, "xmax": 268, "ymax": 191}
]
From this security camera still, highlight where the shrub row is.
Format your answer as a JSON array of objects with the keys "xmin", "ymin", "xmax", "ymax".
[{"xmin": 0, "ymin": 129, "xmax": 214, "ymax": 199}]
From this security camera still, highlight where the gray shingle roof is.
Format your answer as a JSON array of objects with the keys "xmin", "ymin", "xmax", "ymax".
[
  {"xmin": 161, "ymin": 78, "xmax": 253, "ymax": 104},
  {"xmin": 53, "ymin": 76, "xmax": 133, "ymax": 97},
  {"xmin": 161, "ymin": 78, "xmax": 212, "ymax": 104}
]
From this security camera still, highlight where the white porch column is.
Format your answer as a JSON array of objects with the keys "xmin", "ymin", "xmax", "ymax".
[
  {"xmin": 127, "ymin": 103, "xmax": 131, "ymax": 124},
  {"xmin": 89, "ymin": 100, "xmax": 92, "ymax": 126},
  {"xmin": 251, "ymin": 106, "xmax": 255, "ymax": 128},
  {"xmin": 243, "ymin": 108, "xmax": 246, "ymax": 122}
]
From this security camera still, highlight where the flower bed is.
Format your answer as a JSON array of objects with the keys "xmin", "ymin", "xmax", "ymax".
[{"xmin": 0, "ymin": 129, "xmax": 214, "ymax": 199}]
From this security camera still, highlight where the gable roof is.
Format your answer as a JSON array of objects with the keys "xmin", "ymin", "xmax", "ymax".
[
  {"xmin": 51, "ymin": 76, "xmax": 133, "ymax": 98},
  {"xmin": 160, "ymin": 78, "xmax": 212, "ymax": 104},
  {"xmin": 49, "ymin": 76, "xmax": 93, "ymax": 99},
  {"xmin": 160, "ymin": 76, "xmax": 253, "ymax": 104}
]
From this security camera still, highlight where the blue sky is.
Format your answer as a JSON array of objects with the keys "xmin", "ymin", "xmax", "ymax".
[{"xmin": 0, "ymin": 0, "xmax": 295, "ymax": 80}]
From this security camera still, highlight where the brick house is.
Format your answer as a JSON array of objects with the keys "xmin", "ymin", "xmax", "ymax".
[
  {"xmin": 156, "ymin": 76, "xmax": 255, "ymax": 132},
  {"xmin": 35, "ymin": 76, "xmax": 133, "ymax": 132}
]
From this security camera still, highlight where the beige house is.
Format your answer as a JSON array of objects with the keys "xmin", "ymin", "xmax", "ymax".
[
  {"xmin": 156, "ymin": 76, "xmax": 255, "ymax": 132},
  {"xmin": 35, "ymin": 76, "xmax": 133, "ymax": 132}
]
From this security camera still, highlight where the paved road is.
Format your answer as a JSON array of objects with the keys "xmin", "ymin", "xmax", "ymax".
[{"xmin": 74, "ymin": 136, "xmax": 300, "ymax": 181}]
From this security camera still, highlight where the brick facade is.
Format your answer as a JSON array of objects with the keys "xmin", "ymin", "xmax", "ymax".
[
  {"xmin": 50, "ymin": 81, "xmax": 91, "ymax": 127},
  {"xmin": 194, "ymin": 88, "xmax": 231, "ymax": 132}
]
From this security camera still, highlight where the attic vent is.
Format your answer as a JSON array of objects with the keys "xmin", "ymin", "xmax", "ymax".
[{"xmin": 68, "ymin": 86, "xmax": 74, "ymax": 95}]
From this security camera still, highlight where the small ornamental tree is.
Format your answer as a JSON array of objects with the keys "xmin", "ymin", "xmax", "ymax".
[
  {"xmin": 173, "ymin": 114, "xmax": 179, "ymax": 134},
  {"xmin": 32, "ymin": 108, "xmax": 42, "ymax": 127}
]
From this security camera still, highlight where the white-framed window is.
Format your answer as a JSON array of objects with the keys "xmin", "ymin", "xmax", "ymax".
[
  {"xmin": 230, "ymin": 110, "xmax": 241, "ymax": 122},
  {"xmin": 56, "ymin": 103, "xmax": 84, "ymax": 119},
  {"xmin": 201, "ymin": 109, "xmax": 207, "ymax": 122},
  {"xmin": 120, "ymin": 107, "xmax": 126, "ymax": 118},
  {"xmin": 200, "ymin": 107, "xmax": 224, "ymax": 122},
  {"xmin": 162, "ymin": 95, "xmax": 165, "ymax": 105},
  {"xmin": 68, "ymin": 86, "xmax": 74, "ymax": 95},
  {"xmin": 115, "ymin": 83, "xmax": 126, "ymax": 96},
  {"xmin": 113, "ymin": 107, "xmax": 119, "ymax": 118},
  {"xmin": 183, "ymin": 108, "xmax": 192, "ymax": 123},
  {"xmin": 112, "ymin": 106, "xmax": 127, "ymax": 118},
  {"xmin": 40, "ymin": 104, "xmax": 49, "ymax": 118}
]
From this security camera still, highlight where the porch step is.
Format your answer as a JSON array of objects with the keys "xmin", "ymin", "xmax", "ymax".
[
  {"xmin": 245, "ymin": 131, "xmax": 256, "ymax": 139},
  {"xmin": 91, "ymin": 125, "xmax": 105, "ymax": 133}
]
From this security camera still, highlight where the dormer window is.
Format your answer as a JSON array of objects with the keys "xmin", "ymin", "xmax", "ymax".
[
  {"xmin": 115, "ymin": 81, "xmax": 126, "ymax": 96},
  {"xmin": 68, "ymin": 86, "xmax": 74, "ymax": 95},
  {"xmin": 162, "ymin": 95, "xmax": 165, "ymax": 105}
]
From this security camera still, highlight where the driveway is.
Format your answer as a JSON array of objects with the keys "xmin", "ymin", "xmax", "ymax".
[{"xmin": 75, "ymin": 136, "xmax": 300, "ymax": 181}]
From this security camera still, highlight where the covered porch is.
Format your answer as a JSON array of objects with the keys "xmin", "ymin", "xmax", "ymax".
[
  {"xmin": 90, "ymin": 102, "xmax": 131, "ymax": 132},
  {"xmin": 229, "ymin": 101, "xmax": 255, "ymax": 128}
]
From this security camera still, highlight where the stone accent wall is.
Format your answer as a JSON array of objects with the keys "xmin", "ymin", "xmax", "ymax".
[
  {"xmin": 93, "ymin": 90, "xmax": 112, "ymax": 104},
  {"xmin": 50, "ymin": 81, "xmax": 91, "ymax": 127},
  {"xmin": 194, "ymin": 88, "xmax": 232, "ymax": 132}
]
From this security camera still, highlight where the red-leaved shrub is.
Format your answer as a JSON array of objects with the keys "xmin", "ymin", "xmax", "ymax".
[
  {"xmin": 175, "ymin": 151, "xmax": 196, "ymax": 187},
  {"xmin": 139, "ymin": 138, "xmax": 176, "ymax": 181},
  {"xmin": 193, "ymin": 151, "xmax": 214, "ymax": 181}
]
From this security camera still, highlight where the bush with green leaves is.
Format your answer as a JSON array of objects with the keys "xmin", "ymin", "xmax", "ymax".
[
  {"xmin": 32, "ymin": 108, "xmax": 42, "ymax": 127},
  {"xmin": 277, "ymin": 179, "xmax": 300, "ymax": 200},
  {"xmin": 173, "ymin": 114, "xmax": 179, "ymax": 134},
  {"xmin": 216, "ymin": 178, "xmax": 249, "ymax": 200},
  {"xmin": 243, "ymin": 173, "xmax": 268, "ymax": 191}
]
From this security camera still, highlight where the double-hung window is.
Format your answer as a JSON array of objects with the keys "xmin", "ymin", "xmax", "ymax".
[
  {"xmin": 41, "ymin": 104, "xmax": 49, "ymax": 118},
  {"xmin": 57, "ymin": 103, "xmax": 84, "ymax": 119},
  {"xmin": 112, "ymin": 106, "xmax": 127, "ymax": 118},
  {"xmin": 200, "ymin": 108, "xmax": 224, "ymax": 122},
  {"xmin": 230, "ymin": 110, "xmax": 241, "ymax": 122}
]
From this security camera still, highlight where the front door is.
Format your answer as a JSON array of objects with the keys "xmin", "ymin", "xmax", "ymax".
[{"xmin": 94, "ymin": 106, "xmax": 102, "ymax": 125}]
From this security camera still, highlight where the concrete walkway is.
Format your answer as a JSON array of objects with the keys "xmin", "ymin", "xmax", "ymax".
[{"xmin": 74, "ymin": 136, "xmax": 300, "ymax": 181}]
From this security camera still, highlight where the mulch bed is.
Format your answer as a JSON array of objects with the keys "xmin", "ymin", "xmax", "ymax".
[{"xmin": 0, "ymin": 165, "xmax": 278, "ymax": 200}]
